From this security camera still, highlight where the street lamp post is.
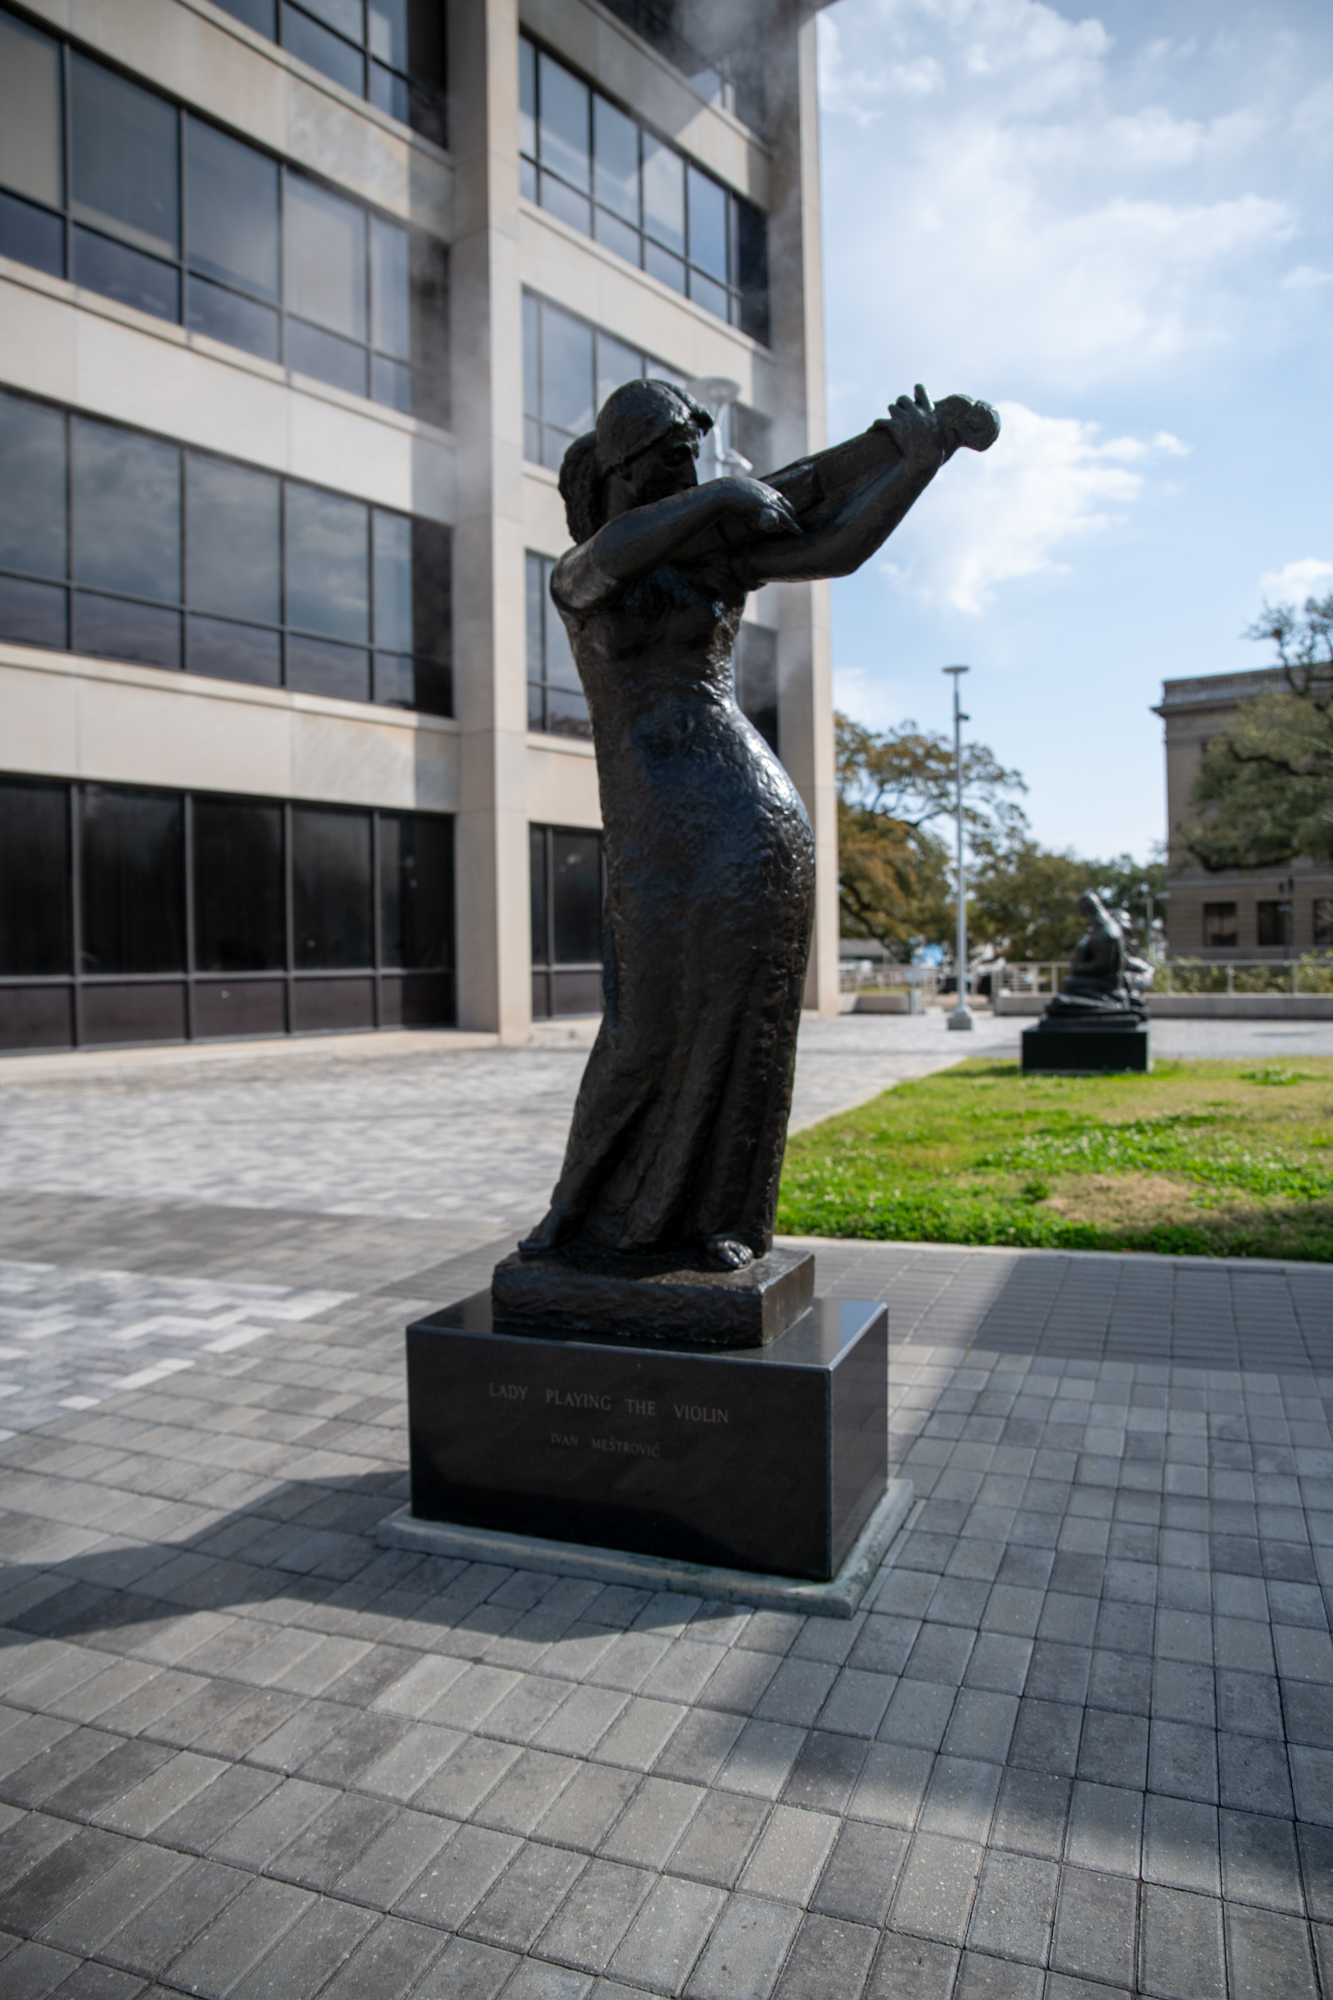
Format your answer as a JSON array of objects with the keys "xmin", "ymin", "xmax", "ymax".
[{"xmin": 944, "ymin": 666, "xmax": 972, "ymax": 1031}]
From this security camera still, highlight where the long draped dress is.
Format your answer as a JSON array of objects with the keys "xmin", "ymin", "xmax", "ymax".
[{"xmin": 539, "ymin": 548, "xmax": 816, "ymax": 1263}]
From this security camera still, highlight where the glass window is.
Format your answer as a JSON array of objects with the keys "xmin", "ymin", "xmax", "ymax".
[
  {"xmin": 187, "ymin": 617, "xmax": 282, "ymax": 688},
  {"xmin": 552, "ymin": 832, "xmax": 603, "ymax": 963},
  {"xmin": 285, "ymin": 484, "xmax": 369, "ymax": 641},
  {"xmin": 520, "ymin": 36, "xmax": 765, "ymax": 338},
  {"xmin": 371, "ymin": 216, "xmax": 411, "ymax": 359},
  {"xmin": 80, "ymin": 785, "xmax": 185, "ymax": 974},
  {"xmin": 185, "ymin": 119, "xmax": 280, "ymax": 303},
  {"xmin": 186, "ymin": 456, "xmax": 281, "ymax": 625},
  {"xmin": 641, "ymin": 135, "xmax": 685, "ymax": 256},
  {"xmin": 287, "ymin": 634, "xmax": 371, "ymax": 702},
  {"xmin": 72, "ymin": 593, "xmax": 181, "ymax": 672},
  {"xmin": 519, "ymin": 36, "xmax": 536, "ymax": 164},
  {"xmin": 0, "ymin": 13, "xmax": 63, "ymax": 211},
  {"xmin": 541, "ymin": 304, "xmax": 594, "ymax": 441},
  {"xmin": 530, "ymin": 825, "xmax": 549, "ymax": 965},
  {"xmin": 595, "ymin": 332, "xmax": 643, "ymax": 418},
  {"xmin": 380, "ymin": 811, "xmax": 452, "ymax": 967},
  {"xmin": 1257, "ymin": 900, "xmax": 1292, "ymax": 949},
  {"xmin": 1203, "ymin": 902, "xmax": 1237, "ymax": 950},
  {"xmin": 213, "ymin": 0, "xmax": 276, "ymax": 31},
  {"xmin": 1314, "ymin": 898, "xmax": 1333, "ymax": 949},
  {"xmin": 0, "ymin": 391, "xmax": 66, "ymax": 580},
  {"xmin": 526, "ymin": 551, "xmax": 589, "ymax": 739},
  {"xmin": 410, "ymin": 517, "xmax": 450, "ymax": 663},
  {"xmin": 301, "ymin": 0, "xmax": 364, "ymax": 37},
  {"xmin": 284, "ymin": 176, "xmax": 367, "ymax": 341},
  {"xmin": 0, "ymin": 778, "xmax": 70, "ymax": 976},
  {"xmin": 373, "ymin": 508, "xmax": 413, "ymax": 653},
  {"xmin": 0, "ymin": 575, "xmax": 66, "ymax": 650},
  {"xmin": 71, "ymin": 419, "xmax": 180, "ymax": 605},
  {"xmin": 538, "ymin": 52, "xmax": 590, "ymax": 193},
  {"xmin": 292, "ymin": 806, "xmax": 373, "ymax": 967},
  {"xmin": 687, "ymin": 164, "xmax": 729, "ymax": 283},
  {"xmin": 281, "ymin": 1, "xmax": 365, "ymax": 95},
  {"xmin": 185, "ymin": 277, "xmax": 280, "ymax": 362},
  {"xmin": 593, "ymin": 96, "xmax": 639, "ymax": 225},
  {"xmin": 193, "ymin": 798, "xmax": 285, "ymax": 971},
  {"xmin": 70, "ymin": 56, "xmax": 178, "ymax": 260},
  {"xmin": 72, "ymin": 227, "xmax": 180, "ymax": 322}
]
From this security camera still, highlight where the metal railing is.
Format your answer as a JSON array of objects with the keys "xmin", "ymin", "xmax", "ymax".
[
  {"xmin": 994, "ymin": 957, "xmax": 1333, "ymax": 996},
  {"xmin": 839, "ymin": 963, "xmax": 941, "ymax": 998}
]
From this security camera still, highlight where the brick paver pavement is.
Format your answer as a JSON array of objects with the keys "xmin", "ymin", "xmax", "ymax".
[{"xmin": 1, "ymin": 1024, "xmax": 1332, "ymax": 1996}]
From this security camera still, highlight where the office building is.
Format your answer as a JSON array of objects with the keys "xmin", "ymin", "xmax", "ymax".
[
  {"xmin": 1158, "ymin": 668, "xmax": 1333, "ymax": 958},
  {"xmin": 0, "ymin": 0, "xmax": 837, "ymax": 1050}
]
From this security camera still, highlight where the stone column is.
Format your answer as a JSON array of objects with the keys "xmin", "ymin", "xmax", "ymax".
[
  {"xmin": 765, "ymin": 3, "xmax": 839, "ymax": 1015},
  {"xmin": 448, "ymin": 0, "xmax": 532, "ymax": 1038}
]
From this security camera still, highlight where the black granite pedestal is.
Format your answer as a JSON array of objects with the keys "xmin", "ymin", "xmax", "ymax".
[
  {"xmin": 1023, "ymin": 1024, "xmax": 1150, "ymax": 1073},
  {"xmin": 404, "ymin": 1291, "xmax": 887, "ymax": 1583}
]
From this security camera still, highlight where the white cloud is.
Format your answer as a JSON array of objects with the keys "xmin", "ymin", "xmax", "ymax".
[
  {"xmin": 875, "ymin": 400, "xmax": 1187, "ymax": 614},
  {"xmin": 1259, "ymin": 557, "xmax": 1333, "ymax": 603},
  {"xmin": 818, "ymin": 0, "xmax": 1319, "ymax": 404}
]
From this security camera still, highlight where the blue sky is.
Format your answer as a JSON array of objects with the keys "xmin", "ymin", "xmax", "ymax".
[{"xmin": 816, "ymin": 0, "xmax": 1333, "ymax": 858}]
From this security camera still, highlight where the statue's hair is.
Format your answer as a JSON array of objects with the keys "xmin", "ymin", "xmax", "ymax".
[{"xmin": 559, "ymin": 379, "xmax": 713, "ymax": 544}]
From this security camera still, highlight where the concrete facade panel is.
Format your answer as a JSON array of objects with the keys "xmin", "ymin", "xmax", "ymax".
[{"xmin": 524, "ymin": 739, "xmax": 601, "ymax": 827}]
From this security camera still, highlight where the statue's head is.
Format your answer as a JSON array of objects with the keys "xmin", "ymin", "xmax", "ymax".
[
  {"xmin": 559, "ymin": 380, "xmax": 713, "ymax": 542},
  {"xmin": 1079, "ymin": 890, "xmax": 1114, "ymax": 929}
]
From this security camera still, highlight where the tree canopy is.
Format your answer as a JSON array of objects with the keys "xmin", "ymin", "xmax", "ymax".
[
  {"xmin": 1183, "ymin": 593, "xmax": 1333, "ymax": 870},
  {"xmin": 835, "ymin": 714, "xmax": 1026, "ymax": 957},
  {"xmin": 969, "ymin": 839, "xmax": 1166, "ymax": 961}
]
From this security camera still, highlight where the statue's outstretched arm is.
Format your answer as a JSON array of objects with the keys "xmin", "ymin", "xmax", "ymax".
[
  {"xmin": 554, "ymin": 479, "xmax": 799, "ymax": 613},
  {"xmin": 736, "ymin": 388, "xmax": 999, "ymax": 586}
]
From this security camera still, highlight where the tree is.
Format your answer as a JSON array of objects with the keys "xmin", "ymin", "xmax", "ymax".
[
  {"xmin": 1182, "ymin": 593, "xmax": 1333, "ymax": 870},
  {"xmin": 835, "ymin": 714, "xmax": 1027, "ymax": 957},
  {"xmin": 970, "ymin": 840, "xmax": 1166, "ymax": 962}
]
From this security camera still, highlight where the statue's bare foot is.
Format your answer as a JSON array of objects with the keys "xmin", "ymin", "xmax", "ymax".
[
  {"xmin": 702, "ymin": 1235, "xmax": 754, "ymax": 1272},
  {"xmin": 518, "ymin": 1209, "xmax": 568, "ymax": 1259}
]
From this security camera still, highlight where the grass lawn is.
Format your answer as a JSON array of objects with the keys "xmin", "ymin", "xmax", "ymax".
[{"xmin": 776, "ymin": 1057, "xmax": 1333, "ymax": 1261}]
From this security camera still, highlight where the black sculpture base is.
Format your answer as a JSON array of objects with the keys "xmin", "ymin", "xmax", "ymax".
[
  {"xmin": 492, "ymin": 1245, "xmax": 814, "ymax": 1349},
  {"xmin": 1023, "ymin": 1024, "xmax": 1150, "ymax": 1074},
  {"xmin": 405, "ymin": 1291, "xmax": 887, "ymax": 1582}
]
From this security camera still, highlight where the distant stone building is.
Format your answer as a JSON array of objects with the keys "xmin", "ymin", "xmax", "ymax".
[{"xmin": 1157, "ymin": 669, "xmax": 1333, "ymax": 959}]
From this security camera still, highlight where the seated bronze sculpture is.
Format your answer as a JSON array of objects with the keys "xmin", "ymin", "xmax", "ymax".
[
  {"xmin": 1040, "ymin": 890, "xmax": 1153, "ymax": 1029},
  {"xmin": 498, "ymin": 380, "xmax": 999, "ymax": 1333}
]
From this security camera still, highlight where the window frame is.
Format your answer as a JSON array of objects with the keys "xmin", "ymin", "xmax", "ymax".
[
  {"xmin": 529, "ymin": 819, "xmax": 606, "ymax": 1020},
  {"xmin": 0, "ymin": 13, "xmax": 444, "ymax": 417},
  {"xmin": 526, "ymin": 549, "xmax": 591, "ymax": 740},
  {"xmin": 0, "ymin": 385, "xmax": 452, "ymax": 715},
  {"xmin": 207, "ymin": 0, "xmax": 447, "ymax": 144},
  {"xmin": 521, "ymin": 290, "xmax": 689, "ymax": 473},
  {"xmin": 0, "ymin": 771, "xmax": 456, "ymax": 1047},
  {"xmin": 519, "ymin": 32, "xmax": 769, "ymax": 342}
]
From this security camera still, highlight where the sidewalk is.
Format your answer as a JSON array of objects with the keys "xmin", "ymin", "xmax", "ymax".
[{"xmin": 0, "ymin": 1026, "xmax": 1331, "ymax": 1996}]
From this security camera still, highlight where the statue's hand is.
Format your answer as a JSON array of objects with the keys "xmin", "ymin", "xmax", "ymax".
[
  {"xmin": 872, "ymin": 384, "xmax": 946, "ymax": 474},
  {"xmin": 712, "ymin": 476, "xmax": 802, "ymax": 538}
]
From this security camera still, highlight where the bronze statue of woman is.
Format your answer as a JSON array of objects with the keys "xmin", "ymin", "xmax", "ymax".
[{"xmin": 517, "ymin": 379, "xmax": 998, "ymax": 1276}]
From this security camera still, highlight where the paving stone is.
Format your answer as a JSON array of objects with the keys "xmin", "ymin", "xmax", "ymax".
[
  {"xmin": 464, "ymin": 1840, "xmax": 587, "ymax": 1953},
  {"xmin": 164, "ymin": 1876, "xmax": 314, "ymax": 1998},
  {"xmin": 606, "ymin": 1876, "xmax": 725, "ymax": 1997},
  {"xmin": 683, "ymin": 1891, "xmax": 801, "ymax": 2000},
  {"xmin": 917, "ymin": 1756, "xmax": 1002, "ymax": 1843},
  {"xmin": 225, "ymin": 1896, "xmax": 377, "ymax": 1999},
  {"xmin": 1050, "ymin": 1865, "xmax": 1138, "ymax": 1988},
  {"xmin": 410, "ymin": 1934, "xmax": 517, "ymax": 1999},
  {"xmin": 598, "ymin": 1777, "xmax": 703, "ymax": 1869},
  {"xmin": 989, "ymin": 1769, "xmax": 1072, "ymax": 1862},
  {"xmin": 847, "ymin": 1742, "xmax": 933, "ymax": 1829},
  {"xmin": 864, "ymin": 1929, "xmax": 959, "ymax": 2000},
  {"xmin": 668, "ymin": 1791, "xmax": 768, "ymax": 1888},
  {"xmin": 536, "ymin": 1859, "xmax": 654, "ymax": 1974},
  {"xmin": 268, "ymin": 1789, "xmax": 398, "ymax": 1890},
  {"xmin": 810, "ymin": 1819, "xmax": 905, "ymax": 1926},
  {"xmin": 767, "ymin": 1911, "xmax": 875, "ymax": 1999},
  {"xmin": 1, "ymin": 1826, "xmax": 129, "ymax": 1937},
  {"xmin": 535, "ymin": 1764, "xmax": 640, "ymax": 1853},
  {"xmin": 38, "ymin": 1839, "xmax": 190, "ymax": 1955},
  {"xmin": 395, "ymin": 1823, "xmax": 520, "ymax": 1929},
  {"xmin": 1138, "ymin": 1884, "xmax": 1225, "ymax": 1999},
  {"xmin": 410, "ymin": 1735, "xmax": 519, "ymax": 1819},
  {"xmin": 738, "ymin": 1807, "xmax": 838, "ymax": 1906},
  {"xmin": 316, "ymin": 1914, "xmax": 445, "ymax": 1998},
  {"xmin": 97, "ymin": 1860, "xmax": 250, "ymax": 1975},
  {"xmin": 0, "ymin": 1940, "xmax": 85, "ymax": 2000},
  {"xmin": 964, "ymin": 1849, "xmax": 1058, "ymax": 1963},
  {"xmin": 473, "ymin": 1750, "xmax": 580, "ymax": 1836},
  {"xmin": 888, "ymin": 1832, "xmax": 983, "ymax": 1946}
]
